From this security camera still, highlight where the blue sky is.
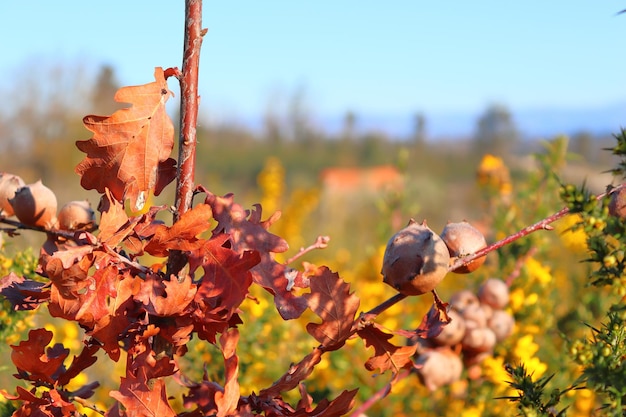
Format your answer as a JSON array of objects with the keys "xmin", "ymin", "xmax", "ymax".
[{"xmin": 1, "ymin": 1, "xmax": 625, "ymax": 135}]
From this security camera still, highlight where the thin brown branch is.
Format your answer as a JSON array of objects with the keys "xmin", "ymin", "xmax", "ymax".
[
  {"xmin": 285, "ymin": 235, "xmax": 330, "ymax": 265},
  {"xmin": 348, "ymin": 370, "xmax": 409, "ymax": 417},
  {"xmin": 0, "ymin": 217, "xmax": 77, "ymax": 240},
  {"xmin": 168, "ymin": 0, "xmax": 206, "ymax": 276},
  {"xmin": 174, "ymin": 0, "xmax": 205, "ymax": 219}
]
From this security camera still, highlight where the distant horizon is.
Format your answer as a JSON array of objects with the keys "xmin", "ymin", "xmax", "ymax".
[
  {"xmin": 1, "ymin": 2, "xmax": 625, "ymax": 136},
  {"xmin": 209, "ymin": 98, "xmax": 625, "ymax": 141}
]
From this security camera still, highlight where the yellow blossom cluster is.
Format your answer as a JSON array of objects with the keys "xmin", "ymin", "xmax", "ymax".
[{"xmin": 476, "ymin": 154, "xmax": 512, "ymax": 200}]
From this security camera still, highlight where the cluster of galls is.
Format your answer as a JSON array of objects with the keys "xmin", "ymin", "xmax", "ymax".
[
  {"xmin": 415, "ymin": 279, "xmax": 514, "ymax": 390},
  {"xmin": 381, "ymin": 219, "xmax": 514, "ymax": 390},
  {"xmin": 0, "ymin": 172, "xmax": 96, "ymax": 233},
  {"xmin": 381, "ymin": 219, "xmax": 487, "ymax": 296}
]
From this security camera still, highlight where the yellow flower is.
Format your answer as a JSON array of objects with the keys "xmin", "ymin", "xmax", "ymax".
[
  {"xmin": 460, "ymin": 405, "xmax": 485, "ymax": 417},
  {"xmin": 513, "ymin": 334, "xmax": 547, "ymax": 378},
  {"xmin": 525, "ymin": 258, "xmax": 552, "ymax": 286},
  {"xmin": 476, "ymin": 154, "xmax": 512, "ymax": 197},
  {"xmin": 482, "ymin": 355, "xmax": 509, "ymax": 386},
  {"xmin": 554, "ymin": 214, "xmax": 588, "ymax": 253},
  {"xmin": 257, "ymin": 156, "xmax": 285, "ymax": 216},
  {"xmin": 508, "ymin": 287, "xmax": 525, "ymax": 312},
  {"xmin": 514, "ymin": 334, "xmax": 539, "ymax": 359},
  {"xmin": 572, "ymin": 388, "xmax": 595, "ymax": 415}
]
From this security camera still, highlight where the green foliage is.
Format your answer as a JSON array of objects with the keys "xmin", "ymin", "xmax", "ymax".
[{"xmin": 500, "ymin": 364, "xmax": 579, "ymax": 416}]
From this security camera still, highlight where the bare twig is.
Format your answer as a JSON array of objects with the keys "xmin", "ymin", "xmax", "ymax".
[
  {"xmin": 285, "ymin": 235, "xmax": 330, "ymax": 265},
  {"xmin": 348, "ymin": 370, "xmax": 410, "ymax": 417},
  {"xmin": 167, "ymin": 0, "xmax": 206, "ymax": 276}
]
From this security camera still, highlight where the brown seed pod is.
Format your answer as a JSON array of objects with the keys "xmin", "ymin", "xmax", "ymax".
[
  {"xmin": 460, "ymin": 303, "xmax": 489, "ymax": 330},
  {"xmin": 477, "ymin": 278, "xmax": 510, "ymax": 309},
  {"xmin": 488, "ymin": 309, "xmax": 515, "ymax": 342},
  {"xmin": 58, "ymin": 200, "xmax": 96, "ymax": 231},
  {"xmin": 432, "ymin": 309, "xmax": 466, "ymax": 346},
  {"xmin": 609, "ymin": 186, "xmax": 626, "ymax": 219},
  {"xmin": 441, "ymin": 221, "xmax": 488, "ymax": 273},
  {"xmin": 9, "ymin": 180, "xmax": 58, "ymax": 229},
  {"xmin": 449, "ymin": 289, "xmax": 480, "ymax": 313},
  {"xmin": 0, "ymin": 173, "xmax": 25, "ymax": 216},
  {"xmin": 415, "ymin": 348, "xmax": 463, "ymax": 391},
  {"xmin": 381, "ymin": 219, "xmax": 450, "ymax": 296},
  {"xmin": 461, "ymin": 327, "xmax": 497, "ymax": 354}
]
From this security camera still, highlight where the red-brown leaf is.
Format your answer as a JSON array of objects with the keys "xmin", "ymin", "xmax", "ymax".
[
  {"xmin": 258, "ymin": 348, "xmax": 323, "ymax": 398},
  {"xmin": 110, "ymin": 368, "xmax": 176, "ymax": 417},
  {"xmin": 137, "ymin": 273, "xmax": 197, "ymax": 317},
  {"xmin": 205, "ymin": 192, "xmax": 308, "ymax": 320},
  {"xmin": 144, "ymin": 204, "xmax": 212, "ymax": 257},
  {"xmin": 75, "ymin": 67, "xmax": 177, "ymax": 211},
  {"xmin": 357, "ymin": 323, "xmax": 417, "ymax": 374},
  {"xmin": 216, "ymin": 329, "xmax": 241, "ymax": 417},
  {"xmin": 10, "ymin": 329, "xmax": 68, "ymax": 385},
  {"xmin": 415, "ymin": 300, "xmax": 452, "ymax": 339},
  {"xmin": 293, "ymin": 389, "xmax": 358, "ymax": 417},
  {"xmin": 304, "ymin": 267, "xmax": 360, "ymax": 351},
  {"xmin": 56, "ymin": 343, "xmax": 100, "ymax": 387},
  {"xmin": 0, "ymin": 272, "xmax": 49, "ymax": 310},
  {"xmin": 191, "ymin": 235, "xmax": 258, "ymax": 308},
  {"xmin": 48, "ymin": 260, "xmax": 119, "ymax": 329}
]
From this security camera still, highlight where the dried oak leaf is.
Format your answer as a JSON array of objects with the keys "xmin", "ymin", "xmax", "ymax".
[
  {"xmin": 258, "ymin": 348, "xmax": 323, "ymax": 398},
  {"xmin": 3, "ymin": 386, "xmax": 78, "ymax": 416},
  {"xmin": 48, "ymin": 263, "xmax": 120, "ymax": 329},
  {"xmin": 110, "ymin": 367, "xmax": 176, "ymax": 417},
  {"xmin": 136, "ymin": 273, "xmax": 197, "ymax": 317},
  {"xmin": 0, "ymin": 272, "xmax": 49, "ymax": 310},
  {"xmin": 89, "ymin": 272, "xmax": 141, "ymax": 361},
  {"xmin": 357, "ymin": 323, "xmax": 417, "ymax": 374},
  {"xmin": 304, "ymin": 266, "xmax": 360, "ymax": 351},
  {"xmin": 188, "ymin": 234, "xmax": 259, "ymax": 343},
  {"xmin": 97, "ymin": 187, "xmax": 130, "ymax": 245},
  {"xmin": 10, "ymin": 328, "xmax": 69, "ymax": 385},
  {"xmin": 292, "ymin": 389, "xmax": 358, "ymax": 417},
  {"xmin": 75, "ymin": 67, "xmax": 177, "ymax": 211},
  {"xmin": 415, "ymin": 299, "xmax": 451, "ymax": 339},
  {"xmin": 215, "ymin": 328, "xmax": 241, "ymax": 417},
  {"xmin": 56, "ymin": 343, "xmax": 100, "ymax": 388},
  {"xmin": 205, "ymin": 191, "xmax": 308, "ymax": 320},
  {"xmin": 144, "ymin": 204, "xmax": 212, "ymax": 257}
]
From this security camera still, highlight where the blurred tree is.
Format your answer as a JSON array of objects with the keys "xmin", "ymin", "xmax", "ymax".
[
  {"xmin": 287, "ymin": 85, "xmax": 320, "ymax": 148},
  {"xmin": 263, "ymin": 108, "xmax": 283, "ymax": 147},
  {"xmin": 338, "ymin": 110, "xmax": 358, "ymax": 166},
  {"xmin": 0, "ymin": 63, "xmax": 90, "ymax": 184},
  {"xmin": 91, "ymin": 65, "xmax": 122, "ymax": 115},
  {"xmin": 570, "ymin": 130, "xmax": 594, "ymax": 163},
  {"xmin": 412, "ymin": 112, "xmax": 427, "ymax": 152},
  {"xmin": 473, "ymin": 103, "xmax": 519, "ymax": 156}
]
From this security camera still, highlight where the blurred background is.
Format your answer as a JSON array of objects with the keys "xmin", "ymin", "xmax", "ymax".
[
  {"xmin": 0, "ymin": 1, "xmax": 623, "ymax": 249},
  {"xmin": 0, "ymin": 3, "xmax": 625, "ymax": 414}
]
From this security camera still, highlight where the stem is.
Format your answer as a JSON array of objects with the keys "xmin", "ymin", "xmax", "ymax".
[
  {"xmin": 174, "ymin": 0, "xmax": 204, "ymax": 219},
  {"xmin": 348, "ymin": 371, "xmax": 409, "ymax": 417},
  {"xmin": 285, "ymin": 235, "xmax": 330, "ymax": 264},
  {"xmin": 168, "ymin": 0, "xmax": 206, "ymax": 276}
]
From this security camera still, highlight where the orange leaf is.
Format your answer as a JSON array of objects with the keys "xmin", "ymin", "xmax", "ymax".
[
  {"xmin": 75, "ymin": 67, "xmax": 177, "ymax": 211},
  {"xmin": 10, "ymin": 329, "xmax": 68, "ymax": 385},
  {"xmin": 110, "ymin": 368, "xmax": 176, "ymax": 417},
  {"xmin": 216, "ymin": 329, "xmax": 241, "ymax": 417},
  {"xmin": 144, "ymin": 204, "xmax": 213, "ymax": 257},
  {"xmin": 357, "ymin": 323, "xmax": 417, "ymax": 374},
  {"xmin": 304, "ymin": 267, "xmax": 360, "ymax": 351},
  {"xmin": 258, "ymin": 348, "xmax": 323, "ymax": 398},
  {"xmin": 205, "ymin": 192, "xmax": 308, "ymax": 320}
]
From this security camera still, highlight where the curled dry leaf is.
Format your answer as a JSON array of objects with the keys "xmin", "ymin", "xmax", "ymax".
[
  {"xmin": 75, "ymin": 67, "xmax": 177, "ymax": 211},
  {"xmin": 304, "ymin": 266, "xmax": 360, "ymax": 351}
]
